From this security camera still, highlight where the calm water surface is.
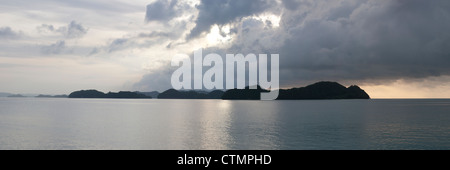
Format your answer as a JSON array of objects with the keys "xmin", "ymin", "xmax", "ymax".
[{"xmin": 0, "ymin": 98, "xmax": 449, "ymax": 150}]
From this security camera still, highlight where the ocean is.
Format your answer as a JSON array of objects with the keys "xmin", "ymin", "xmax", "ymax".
[{"xmin": 0, "ymin": 98, "xmax": 449, "ymax": 150}]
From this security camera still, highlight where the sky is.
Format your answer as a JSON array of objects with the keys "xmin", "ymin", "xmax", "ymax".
[{"xmin": 1, "ymin": 0, "xmax": 450, "ymax": 98}]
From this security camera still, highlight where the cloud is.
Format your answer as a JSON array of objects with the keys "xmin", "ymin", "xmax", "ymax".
[
  {"xmin": 37, "ymin": 24, "xmax": 57, "ymax": 33},
  {"xmin": 138, "ymin": 31, "xmax": 170, "ymax": 38},
  {"xmin": 88, "ymin": 47, "xmax": 100, "ymax": 56},
  {"xmin": 133, "ymin": 68, "xmax": 174, "ymax": 92},
  {"xmin": 37, "ymin": 20, "xmax": 88, "ymax": 39},
  {"xmin": 41, "ymin": 40, "xmax": 66, "ymax": 54},
  {"xmin": 281, "ymin": 0, "xmax": 302, "ymax": 11},
  {"xmin": 65, "ymin": 21, "xmax": 88, "ymax": 38},
  {"xmin": 271, "ymin": 0, "xmax": 450, "ymax": 86},
  {"xmin": 178, "ymin": 0, "xmax": 450, "ymax": 87},
  {"xmin": 187, "ymin": 0, "xmax": 275, "ymax": 40},
  {"xmin": 104, "ymin": 29, "xmax": 185, "ymax": 53},
  {"xmin": 107, "ymin": 38, "xmax": 129, "ymax": 53},
  {"xmin": 145, "ymin": 0, "xmax": 183, "ymax": 22},
  {"xmin": 135, "ymin": 0, "xmax": 450, "ymax": 91},
  {"xmin": 0, "ymin": 27, "xmax": 22, "ymax": 39}
]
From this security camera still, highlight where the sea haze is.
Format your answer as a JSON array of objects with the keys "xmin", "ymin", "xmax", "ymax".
[{"xmin": 0, "ymin": 98, "xmax": 449, "ymax": 150}]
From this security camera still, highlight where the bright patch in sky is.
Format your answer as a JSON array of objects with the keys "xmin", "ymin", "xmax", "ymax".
[{"xmin": 206, "ymin": 25, "xmax": 233, "ymax": 46}]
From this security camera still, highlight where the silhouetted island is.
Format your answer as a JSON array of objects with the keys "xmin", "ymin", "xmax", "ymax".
[
  {"xmin": 135, "ymin": 91, "xmax": 160, "ymax": 98},
  {"xmin": 68, "ymin": 90, "xmax": 152, "ymax": 99},
  {"xmin": 221, "ymin": 85, "xmax": 269, "ymax": 100},
  {"xmin": 66, "ymin": 81, "xmax": 369, "ymax": 100},
  {"xmin": 157, "ymin": 89, "xmax": 224, "ymax": 99},
  {"xmin": 222, "ymin": 81, "xmax": 370, "ymax": 100}
]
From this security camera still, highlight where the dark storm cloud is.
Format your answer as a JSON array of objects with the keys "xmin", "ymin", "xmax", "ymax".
[
  {"xmin": 187, "ymin": 0, "xmax": 275, "ymax": 40},
  {"xmin": 275, "ymin": 0, "xmax": 450, "ymax": 86},
  {"xmin": 135, "ymin": 0, "xmax": 450, "ymax": 91},
  {"xmin": 192, "ymin": 0, "xmax": 450, "ymax": 86}
]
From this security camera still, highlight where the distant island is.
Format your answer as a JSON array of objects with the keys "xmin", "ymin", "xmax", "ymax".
[
  {"xmin": 135, "ymin": 91, "xmax": 160, "ymax": 98},
  {"xmin": 221, "ymin": 85, "xmax": 269, "ymax": 100},
  {"xmin": 158, "ymin": 89, "xmax": 224, "ymax": 99},
  {"xmin": 155, "ymin": 81, "xmax": 369, "ymax": 100},
  {"xmin": 277, "ymin": 81, "xmax": 370, "ymax": 100},
  {"xmin": 68, "ymin": 90, "xmax": 152, "ymax": 99},
  {"xmin": 222, "ymin": 81, "xmax": 370, "ymax": 100}
]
